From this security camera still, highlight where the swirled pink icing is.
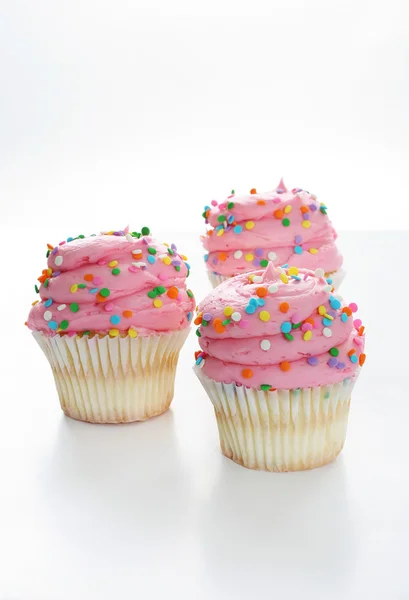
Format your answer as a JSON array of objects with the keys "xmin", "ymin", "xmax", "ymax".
[
  {"xmin": 202, "ymin": 180, "xmax": 343, "ymax": 277},
  {"xmin": 194, "ymin": 263, "xmax": 365, "ymax": 390},
  {"xmin": 27, "ymin": 229, "xmax": 195, "ymax": 336}
]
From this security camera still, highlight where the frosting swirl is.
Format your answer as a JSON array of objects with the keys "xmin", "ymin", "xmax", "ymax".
[
  {"xmin": 195, "ymin": 263, "xmax": 365, "ymax": 389},
  {"xmin": 202, "ymin": 180, "xmax": 343, "ymax": 277},
  {"xmin": 27, "ymin": 229, "xmax": 195, "ymax": 336}
]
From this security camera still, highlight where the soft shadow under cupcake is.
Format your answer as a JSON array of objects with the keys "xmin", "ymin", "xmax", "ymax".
[{"xmin": 197, "ymin": 457, "xmax": 355, "ymax": 599}]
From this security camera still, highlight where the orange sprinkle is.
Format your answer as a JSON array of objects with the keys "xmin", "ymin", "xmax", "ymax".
[
  {"xmin": 213, "ymin": 318, "xmax": 226, "ymax": 334},
  {"xmin": 194, "ymin": 350, "xmax": 201, "ymax": 360},
  {"xmin": 279, "ymin": 302, "xmax": 290, "ymax": 313},
  {"xmin": 47, "ymin": 243, "xmax": 54, "ymax": 250},
  {"xmin": 305, "ymin": 317, "xmax": 315, "ymax": 326},
  {"xmin": 194, "ymin": 316, "xmax": 203, "ymax": 326},
  {"xmin": 256, "ymin": 287, "xmax": 268, "ymax": 297},
  {"xmin": 342, "ymin": 307, "xmax": 352, "ymax": 316},
  {"xmin": 207, "ymin": 230, "xmax": 213, "ymax": 236},
  {"xmin": 359, "ymin": 353, "xmax": 366, "ymax": 366},
  {"xmin": 280, "ymin": 361, "xmax": 291, "ymax": 372},
  {"xmin": 250, "ymin": 188, "xmax": 257, "ymax": 194},
  {"xmin": 242, "ymin": 368, "xmax": 253, "ymax": 379},
  {"xmin": 218, "ymin": 252, "xmax": 227, "ymax": 262},
  {"xmin": 347, "ymin": 349, "xmax": 356, "ymax": 357},
  {"xmin": 274, "ymin": 209, "xmax": 284, "ymax": 219},
  {"xmin": 123, "ymin": 310, "xmax": 133, "ymax": 318},
  {"xmin": 167, "ymin": 286, "xmax": 178, "ymax": 299},
  {"xmin": 84, "ymin": 274, "xmax": 94, "ymax": 282},
  {"xmin": 96, "ymin": 292, "xmax": 106, "ymax": 303},
  {"xmin": 358, "ymin": 326, "xmax": 365, "ymax": 336},
  {"xmin": 300, "ymin": 205, "xmax": 309, "ymax": 214},
  {"xmin": 257, "ymin": 200, "xmax": 266, "ymax": 205}
]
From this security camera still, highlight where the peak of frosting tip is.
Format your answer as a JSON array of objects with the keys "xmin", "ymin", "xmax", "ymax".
[
  {"xmin": 261, "ymin": 261, "xmax": 280, "ymax": 282},
  {"xmin": 276, "ymin": 178, "xmax": 288, "ymax": 193}
]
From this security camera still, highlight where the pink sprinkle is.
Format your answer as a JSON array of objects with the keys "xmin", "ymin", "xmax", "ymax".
[
  {"xmin": 273, "ymin": 197, "xmax": 281, "ymax": 204},
  {"xmin": 354, "ymin": 337, "xmax": 363, "ymax": 346},
  {"xmin": 211, "ymin": 200, "xmax": 218, "ymax": 206},
  {"xmin": 68, "ymin": 331, "xmax": 76, "ymax": 337},
  {"xmin": 158, "ymin": 272, "xmax": 168, "ymax": 281},
  {"xmin": 301, "ymin": 323, "xmax": 313, "ymax": 332},
  {"xmin": 239, "ymin": 319, "xmax": 249, "ymax": 329},
  {"xmin": 93, "ymin": 276, "xmax": 103, "ymax": 285},
  {"xmin": 349, "ymin": 302, "xmax": 358, "ymax": 313},
  {"xmin": 353, "ymin": 319, "xmax": 362, "ymax": 329},
  {"xmin": 303, "ymin": 273, "xmax": 309, "ymax": 280},
  {"xmin": 104, "ymin": 303, "xmax": 114, "ymax": 312},
  {"xmin": 177, "ymin": 293, "xmax": 183, "ymax": 301},
  {"xmin": 219, "ymin": 202, "xmax": 227, "ymax": 210},
  {"xmin": 291, "ymin": 312, "xmax": 301, "ymax": 324},
  {"xmin": 59, "ymin": 241, "xmax": 66, "ymax": 246},
  {"xmin": 128, "ymin": 265, "xmax": 139, "ymax": 273},
  {"xmin": 97, "ymin": 259, "xmax": 107, "ymax": 266}
]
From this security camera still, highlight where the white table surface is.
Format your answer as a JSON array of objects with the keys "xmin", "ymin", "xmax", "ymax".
[{"xmin": 1, "ymin": 231, "xmax": 408, "ymax": 600}]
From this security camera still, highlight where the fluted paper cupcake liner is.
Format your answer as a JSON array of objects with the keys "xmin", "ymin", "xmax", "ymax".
[
  {"xmin": 34, "ymin": 329, "xmax": 190, "ymax": 423},
  {"xmin": 195, "ymin": 366, "xmax": 356, "ymax": 472},
  {"xmin": 208, "ymin": 268, "xmax": 346, "ymax": 290}
]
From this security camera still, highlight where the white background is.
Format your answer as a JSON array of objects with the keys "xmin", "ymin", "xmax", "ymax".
[{"xmin": 1, "ymin": 2, "xmax": 408, "ymax": 599}]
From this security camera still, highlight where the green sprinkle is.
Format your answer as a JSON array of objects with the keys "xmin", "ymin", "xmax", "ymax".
[
  {"xmin": 202, "ymin": 211, "xmax": 207, "ymax": 218},
  {"xmin": 148, "ymin": 290, "xmax": 157, "ymax": 298},
  {"xmin": 282, "ymin": 218, "xmax": 290, "ymax": 227},
  {"xmin": 292, "ymin": 322, "xmax": 302, "ymax": 329},
  {"xmin": 35, "ymin": 285, "xmax": 39, "ymax": 294},
  {"xmin": 260, "ymin": 259, "xmax": 268, "ymax": 267},
  {"xmin": 78, "ymin": 234, "xmax": 85, "ymax": 239},
  {"xmin": 222, "ymin": 319, "xmax": 231, "ymax": 326},
  {"xmin": 78, "ymin": 283, "xmax": 87, "ymax": 289},
  {"xmin": 100, "ymin": 288, "xmax": 110, "ymax": 298},
  {"xmin": 260, "ymin": 384, "xmax": 272, "ymax": 391},
  {"xmin": 156, "ymin": 286, "xmax": 166, "ymax": 295},
  {"xmin": 187, "ymin": 289, "xmax": 194, "ymax": 298},
  {"xmin": 148, "ymin": 247, "xmax": 156, "ymax": 255},
  {"xmin": 231, "ymin": 189, "xmax": 235, "ymax": 194},
  {"xmin": 202, "ymin": 320, "xmax": 208, "ymax": 326},
  {"xmin": 320, "ymin": 207, "xmax": 327, "ymax": 215},
  {"xmin": 141, "ymin": 226, "xmax": 150, "ymax": 236},
  {"xmin": 284, "ymin": 333, "xmax": 294, "ymax": 341},
  {"xmin": 175, "ymin": 265, "xmax": 181, "ymax": 272},
  {"xmin": 43, "ymin": 278, "xmax": 49, "ymax": 288},
  {"xmin": 112, "ymin": 268, "xmax": 120, "ymax": 275},
  {"xmin": 70, "ymin": 302, "xmax": 79, "ymax": 313},
  {"xmin": 196, "ymin": 329, "xmax": 201, "ymax": 337},
  {"xmin": 218, "ymin": 215, "xmax": 226, "ymax": 222},
  {"xmin": 227, "ymin": 201, "xmax": 235, "ymax": 209},
  {"xmin": 167, "ymin": 248, "xmax": 173, "ymax": 255},
  {"xmin": 329, "ymin": 347, "xmax": 339, "ymax": 357},
  {"xmin": 132, "ymin": 231, "xmax": 141, "ymax": 238},
  {"xmin": 46, "ymin": 249, "xmax": 50, "ymax": 258},
  {"xmin": 59, "ymin": 320, "xmax": 69, "ymax": 330},
  {"xmin": 83, "ymin": 331, "xmax": 90, "ymax": 336}
]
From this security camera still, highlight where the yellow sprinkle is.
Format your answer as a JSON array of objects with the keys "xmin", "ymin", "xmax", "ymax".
[
  {"xmin": 109, "ymin": 329, "xmax": 119, "ymax": 337},
  {"xmin": 318, "ymin": 305, "xmax": 326, "ymax": 315},
  {"xmin": 302, "ymin": 220, "xmax": 311, "ymax": 229},
  {"xmin": 47, "ymin": 268, "xmax": 53, "ymax": 276},
  {"xmin": 303, "ymin": 330, "xmax": 312, "ymax": 341},
  {"xmin": 224, "ymin": 306, "xmax": 234, "ymax": 317},
  {"xmin": 288, "ymin": 266, "xmax": 299, "ymax": 276},
  {"xmin": 309, "ymin": 248, "xmax": 318, "ymax": 254},
  {"xmin": 280, "ymin": 273, "xmax": 289, "ymax": 284},
  {"xmin": 259, "ymin": 311, "xmax": 270, "ymax": 322},
  {"xmin": 128, "ymin": 328, "xmax": 138, "ymax": 338},
  {"xmin": 153, "ymin": 299, "xmax": 163, "ymax": 308},
  {"xmin": 217, "ymin": 229, "xmax": 225, "ymax": 236},
  {"xmin": 108, "ymin": 260, "xmax": 118, "ymax": 267},
  {"xmin": 284, "ymin": 205, "xmax": 292, "ymax": 214},
  {"xmin": 164, "ymin": 243, "xmax": 169, "ymax": 247},
  {"xmin": 70, "ymin": 284, "xmax": 78, "ymax": 293},
  {"xmin": 245, "ymin": 221, "xmax": 255, "ymax": 230},
  {"xmin": 32, "ymin": 300, "xmax": 39, "ymax": 306},
  {"xmin": 245, "ymin": 253, "xmax": 254, "ymax": 262},
  {"xmin": 180, "ymin": 254, "xmax": 188, "ymax": 260},
  {"xmin": 162, "ymin": 256, "xmax": 171, "ymax": 265},
  {"xmin": 248, "ymin": 274, "xmax": 255, "ymax": 282},
  {"xmin": 324, "ymin": 313, "xmax": 334, "ymax": 321}
]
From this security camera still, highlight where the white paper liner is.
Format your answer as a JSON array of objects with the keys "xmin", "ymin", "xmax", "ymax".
[
  {"xmin": 34, "ymin": 329, "xmax": 190, "ymax": 423},
  {"xmin": 195, "ymin": 366, "xmax": 356, "ymax": 472},
  {"xmin": 208, "ymin": 268, "xmax": 346, "ymax": 290}
]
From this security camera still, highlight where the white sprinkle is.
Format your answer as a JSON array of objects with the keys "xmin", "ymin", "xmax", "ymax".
[
  {"xmin": 43, "ymin": 310, "xmax": 52, "ymax": 321},
  {"xmin": 231, "ymin": 312, "xmax": 241, "ymax": 322},
  {"xmin": 199, "ymin": 359, "xmax": 205, "ymax": 369},
  {"xmin": 54, "ymin": 256, "xmax": 63, "ymax": 267},
  {"xmin": 234, "ymin": 250, "xmax": 243, "ymax": 259},
  {"xmin": 132, "ymin": 249, "xmax": 143, "ymax": 256},
  {"xmin": 252, "ymin": 275, "xmax": 263, "ymax": 283},
  {"xmin": 260, "ymin": 339, "xmax": 271, "ymax": 351},
  {"xmin": 57, "ymin": 304, "xmax": 66, "ymax": 311},
  {"xmin": 126, "ymin": 233, "xmax": 134, "ymax": 242},
  {"xmin": 268, "ymin": 284, "xmax": 278, "ymax": 294},
  {"xmin": 132, "ymin": 262, "xmax": 146, "ymax": 268},
  {"xmin": 323, "ymin": 328, "xmax": 332, "ymax": 338},
  {"xmin": 323, "ymin": 285, "xmax": 332, "ymax": 292},
  {"xmin": 268, "ymin": 252, "xmax": 277, "ymax": 261},
  {"xmin": 315, "ymin": 268, "xmax": 325, "ymax": 278}
]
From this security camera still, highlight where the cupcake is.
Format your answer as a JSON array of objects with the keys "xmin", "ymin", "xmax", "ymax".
[
  {"xmin": 194, "ymin": 262, "xmax": 365, "ymax": 471},
  {"xmin": 201, "ymin": 179, "xmax": 345, "ymax": 289},
  {"xmin": 27, "ymin": 226, "xmax": 195, "ymax": 423}
]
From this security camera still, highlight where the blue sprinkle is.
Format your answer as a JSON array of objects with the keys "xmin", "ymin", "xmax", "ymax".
[
  {"xmin": 245, "ymin": 304, "xmax": 256, "ymax": 314},
  {"xmin": 341, "ymin": 312, "xmax": 348, "ymax": 323},
  {"xmin": 184, "ymin": 262, "xmax": 191, "ymax": 270},
  {"xmin": 147, "ymin": 255, "xmax": 156, "ymax": 264},
  {"xmin": 187, "ymin": 312, "xmax": 192, "ymax": 321},
  {"xmin": 350, "ymin": 354, "xmax": 358, "ymax": 364},
  {"xmin": 89, "ymin": 288, "xmax": 99, "ymax": 294},
  {"xmin": 195, "ymin": 356, "xmax": 203, "ymax": 366},
  {"xmin": 44, "ymin": 299, "xmax": 53, "ymax": 307},
  {"xmin": 291, "ymin": 275, "xmax": 301, "ymax": 281},
  {"xmin": 204, "ymin": 254, "xmax": 209, "ymax": 262},
  {"xmin": 233, "ymin": 225, "xmax": 243, "ymax": 234},
  {"xmin": 326, "ymin": 278, "xmax": 333, "ymax": 284},
  {"xmin": 67, "ymin": 237, "xmax": 74, "ymax": 242},
  {"xmin": 256, "ymin": 298, "xmax": 265, "ymax": 306},
  {"xmin": 227, "ymin": 215, "xmax": 235, "ymax": 224},
  {"xmin": 249, "ymin": 298, "xmax": 258, "ymax": 306},
  {"xmin": 330, "ymin": 298, "xmax": 341, "ymax": 310},
  {"xmin": 281, "ymin": 263, "xmax": 288, "ymax": 269},
  {"xmin": 110, "ymin": 315, "xmax": 121, "ymax": 325},
  {"xmin": 48, "ymin": 320, "xmax": 58, "ymax": 330},
  {"xmin": 281, "ymin": 321, "xmax": 292, "ymax": 334},
  {"xmin": 215, "ymin": 224, "xmax": 223, "ymax": 231},
  {"xmin": 294, "ymin": 245, "xmax": 303, "ymax": 254},
  {"xmin": 322, "ymin": 318, "xmax": 332, "ymax": 327}
]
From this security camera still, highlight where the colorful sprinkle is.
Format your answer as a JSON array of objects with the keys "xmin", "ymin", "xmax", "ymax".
[
  {"xmin": 280, "ymin": 273, "xmax": 289, "ymax": 284},
  {"xmin": 59, "ymin": 320, "xmax": 69, "ymax": 330},
  {"xmin": 100, "ymin": 288, "xmax": 110, "ymax": 298},
  {"xmin": 281, "ymin": 321, "xmax": 292, "ymax": 333},
  {"xmin": 242, "ymin": 368, "xmax": 253, "ymax": 379},
  {"xmin": 328, "ymin": 357, "xmax": 338, "ymax": 368},
  {"xmin": 224, "ymin": 306, "xmax": 234, "ymax": 317},
  {"xmin": 234, "ymin": 250, "xmax": 243, "ymax": 259},
  {"xmin": 267, "ymin": 252, "xmax": 277, "ymax": 261},
  {"xmin": 260, "ymin": 339, "xmax": 270, "ymax": 351},
  {"xmin": 110, "ymin": 315, "xmax": 121, "ymax": 325},
  {"xmin": 245, "ymin": 221, "xmax": 255, "ymax": 230},
  {"xmin": 279, "ymin": 302, "xmax": 289, "ymax": 313},
  {"xmin": 303, "ymin": 330, "xmax": 312, "ymax": 341},
  {"xmin": 280, "ymin": 361, "xmax": 291, "ymax": 372},
  {"xmin": 109, "ymin": 329, "xmax": 119, "ymax": 337},
  {"xmin": 259, "ymin": 310, "xmax": 270, "ymax": 322},
  {"xmin": 322, "ymin": 327, "xmax": 332, "ymax": 338},
  {"xmin": 70, "ymin": 303, "xmax": 79, "ymax": 313},
  {"xmin": 245, "ymin": 253, "xmax": 254, "ymax": 262},
  {"xmin": 57, "ymin": 304, "xmax": 66, "ymax": 311},
  {"xmin": 268, "ymin": 284, "xmax": 278, "ymax": 294},
  {"xmin": 302, "ymin": 220, "xmax": 311, "ymax": 228},
  {"xmin": 153, "ymin": 299, "xmax": 163, "ymax": 308},
  {"xmin": 359, "ymin": 353, "xmax": 366, "ymax": 366},
  {"xmin": 329, "ymin": 347, "xmax": 339, "ymax": 357},
  {"xmin": 307, "ymin": 357, "xmax": 319, "ymax": 366},
  {"xmin": 48, "ymin": 320, "xmax": 58, "ymax": 330},
  {"xmin": 233, "ymin": 225, "xmax": 243, "ymax": 234}
]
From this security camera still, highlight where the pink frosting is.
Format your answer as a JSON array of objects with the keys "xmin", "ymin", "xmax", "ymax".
[
  {"xmin": 195, "ymin": 263, "xmax": 365, "ymax": 390},
  {"xmin": 202, "ymin": 181, "xmax": 343, "ymax": 277},
  {"xmin": 27, "ymin": 231, "xmax": 195, "ymax": 336}
]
